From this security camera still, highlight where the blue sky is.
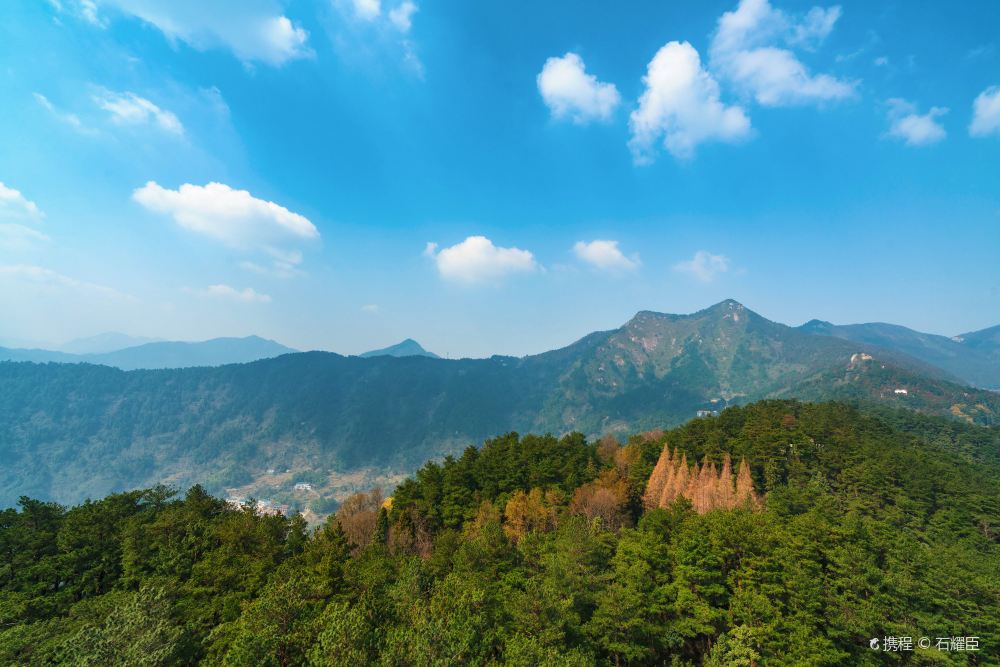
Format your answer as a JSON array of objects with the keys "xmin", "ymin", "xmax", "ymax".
[{"xmin": 1, "ymin": 0, "xmax": 998, "ymax": 357}]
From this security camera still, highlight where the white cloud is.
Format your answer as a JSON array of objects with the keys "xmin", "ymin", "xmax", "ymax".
[
  {"xmin": 966, "ymin": 44, "xmax": 995, "ymax": 61},
  {"xmin": 0, "ymin": 264, "xmax": 134, "ymax": 300},
  {"xmin": 572, "ymin": 240, "xmax": 639, "ymax": 272},
  {"xmin": 970, "ymin": 86, "xmax": 1000, "ymax": 137},
  {"xmin": 0, "ymin": 182, "xmax": 43, "ymax": 220},
  {"xmin": 873, "ymin": 56, "xmax": 889, "ymax": 67},
  {"xmin": 351, "ymin": 0, "xmax": 381, "ymax": 20},
  {"xmin": 425, "ymin": 236, "xmax": 538, "ymax": 285},
  {"xmin": 885, "ymin": 99, "xmax": 947, "ymax": 146},
  {"xmin": 361, "ymin": 303, "xmax": 380, "ymax": 313},
  {"xmin": 710, "ymin": 0, "xmax": 855, "ymax": 107},
  {"xmin": 401, "ymin": 41, "xmax": 423, "ymax": 77},
  {"xmin": 388, "ymin": 1, "xmax": 416, "ymax": 32},
  {"xmin": 0, "ymin": 225, "xmax": 50, "ymax": 252},
  {"xmin": 0, "ymin": 183, "xmax": 47, "ymax": 252},
  {"xmin": 80, "ymin": 0, "xmax": 103, "ymax": 25},
  {"xmin": 134, "ymin": 181, "xmax": 317, "ymax": 259},
  {"xmin": 34, "ymin": 93, "xmax": 98, "ymax": 135},
  {"xmin": 332, "ymin": 0, "xmax": 421, "ymax": 73},
  {"xmin": 787, "ymin": 6, "xmax": 840, "ymax": 48},
  {"xmin": 674, "ymin": 251, "xmax": 730, "ymax": 282},
  {"xmin": 99, "ymin": 0, "xmax": 309, "ymax": 66},
  {"xmin": 198, "ymin": 284, "xmax": 271, "ymax": 303},
  {"xmin": 537, "ymin": 53, "xmax": 621, "ymax": 124},
  {"xmin": 628, "ymin": 41, "xmax": 751, "ymax": 162},
  {"xmin": 94, "ymin": 90, "xmax": 183, "ymax": 134},
  {"xmin": 239, "ymin": 259, "xmax": 302, "ymax": 279},
  {"xmin": 48, "ymin": 0, "xmax": 106, "ymax": 26}
]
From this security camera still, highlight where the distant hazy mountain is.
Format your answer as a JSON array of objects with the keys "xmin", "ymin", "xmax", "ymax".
[
  {"xmin": 799, "ymin": 319, "xmax": 1000, "ymax": 389},
  {"xmin": 60, "ymin": 332, "xmax": 160, "ymax": 355},
  {"xmin": 0, "ymin": 347, "xmax": 79, "ymax": 364},
  {"xmin": 359, "ymin": 339, "xmax": 439, "ymax": 359},
  {"xmin": 0, "ymin": 335, "xmax": 296, "ymax": 370},
  {"xmin": 957, "ymin": 323, "xmax": 1000, "ymax": 364},
  {"xmin": 4, "ymin": 299, "xmax": 994, "ymax": 506}
]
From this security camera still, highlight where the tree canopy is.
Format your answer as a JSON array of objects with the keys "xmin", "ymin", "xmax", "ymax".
[{"xmin": 1, "ymin": 400, "xmax": 998, "ymax": 665}]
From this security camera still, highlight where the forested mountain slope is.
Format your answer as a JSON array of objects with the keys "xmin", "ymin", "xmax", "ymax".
[
  {"xmin": 800, "ymin": 319, "xmax": 1000, "ymax": 389},
  {"xmin": 778, "ymin": 352, "xmax": 1000, "ymax": 426},
  {"xmin": 0, "ymin": 300, "xmax": 993, "ymax": 507},
  {"xmin": 1, "ymin": 401, "xmax": 997, "ymax": 665}
]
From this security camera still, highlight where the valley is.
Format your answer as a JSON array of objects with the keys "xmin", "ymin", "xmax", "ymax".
[{"xmin": 1, "ymin": 300, "xmax": 996, "ymax": 509}]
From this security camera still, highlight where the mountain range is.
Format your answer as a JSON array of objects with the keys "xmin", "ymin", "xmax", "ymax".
[
  {"xmin": 0, "ymin": 300, "xmax": 996, "ymax": 507},
  {"xmin": 60, "ymin": 332, "xmax": 161, "ymax": 354},
  {"xmin": 0, "ymin": 335, "xmax": 440, "ymax": 370},
  {"xmin": 798, "ymin": 319, "xmax": 1000, "ymax": 389},
  {"xmin": 0, "ymin": 335, "xmax": 296, "ymax": 370}
]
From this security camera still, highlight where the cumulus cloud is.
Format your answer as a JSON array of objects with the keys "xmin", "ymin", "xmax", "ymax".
[
  {"xmin": 99, "ymin": 0, "xmax": 309, "ymax": 66},
  {"xmin": 425, "ymin": 236, "xmax": 538, "ymax": 285},
  {"xmin": 133, "ymin": 182, "xmax": 318, "ymax": 273},
  {"xmin": 198, "ymin": 284, "xmax": 271, "ymax": 303},
  {"xmin": 572, "ymin": 240, "xmax": 639, "ymax": 272},
  {"xmin": 94, "ymin": 90, "xmax": 183, "ymax": 134},
  {"xmin": 537, "ymin": 53, "xmax": 621, "ymax": 124},
  {"xmin": 0, "ymin": 182, "xmax": 43, "ymax": 220},
  {"xmin": 0, "ymin": 264, "xmax": 134, "ymax": 300},
  {"xmin": 710, "ymin": 0, "xmax": 855, "ymax": 107},
  {"xmin": 629, "ymin": 41, "xmax": 751, "ymax": 162},
  {"xmin": 674, "ymin": 251, "xmax": 730, "ymax": 282},
  {"xmin": 388, "ymin": 1, "xmax": 416, "ymax": 32},
  {"xmin": 885, "ymin": 99, "xmax": 947, "ymax": 146},
  {"xmin": 787, "ymin": 5, "xmax": 841, "ymax": 48},
  {"xmin": 970, "ymin": 86, "xmax": 1000, "ymax": 137}
]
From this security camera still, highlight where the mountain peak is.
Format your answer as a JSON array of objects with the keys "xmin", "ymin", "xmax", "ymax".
[
  {"xmin": 799, "ymin": 319, "xmax": 834, "ymax": 332},
  {"xmin": 694, "ymin": 299, "xmax": 763, "ymax": 328},
  {"xmin": 359, "ymin": 339, "xmax": 439, "ymax": 359},
  {"xmin": 625, "ymin": 300, "xmax": 758, "ymax": 330},
  {"xmin": 704, "ymin": 298, "xmax": 748, "ymax": 313}
]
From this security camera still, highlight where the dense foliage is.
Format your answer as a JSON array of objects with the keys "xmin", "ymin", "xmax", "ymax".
[
  {"xmin": 2, "ymin": 401, "xmax": 998, "ymax": 665},
  {"xmin": 780, "ymin": 357, "xmax": 1000, "ymax": 427}
]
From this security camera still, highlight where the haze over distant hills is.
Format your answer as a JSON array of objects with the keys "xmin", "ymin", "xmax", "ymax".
[
  {"xmin": 0, "ymin": 335, "xmax": 296, "ymax": 370},
  {"xmin": 60, "ymin": 332, "xmax": 161, "ymax": 355},
  {"xmin": 359, "ymin": 338, "xmax": 439, "ymax": 359},
  {"xmin": 0, "ymin": 334, "xmax": 442, "ymax": 370},
  {"xmin": 799, "ymin": 319, "xmax": 1000, "ymax": 389},
  {"xmin": 1, "ymin": 299, "xmax": 997, "ymax": 507}
]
